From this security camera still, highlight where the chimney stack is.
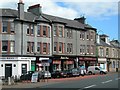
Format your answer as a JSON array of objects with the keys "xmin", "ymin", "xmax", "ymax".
[
  {"xmin": 74, "ymin": 16, "xmax": 86, "ymax": 24},
  {"xmin": 27, "ymin": 4, "xmax": 42, "ymax": 16},
  {"xmin": 18, "ymin": 0, "xmax": 24, "ymax": 20}
]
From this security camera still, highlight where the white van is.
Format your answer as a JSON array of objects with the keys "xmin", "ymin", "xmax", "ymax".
[{"xmin": 87, "ymin": 66, "xmax": 107, "ymax": 75}]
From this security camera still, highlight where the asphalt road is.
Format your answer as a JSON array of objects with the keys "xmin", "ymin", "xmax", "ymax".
[
  {"xmin": 2, "ymin": 72, "xmax": 120, "ymax": 90},
  {"xmin": 38, "ymin": 72, "xmax": 120, "ymax": 89}
]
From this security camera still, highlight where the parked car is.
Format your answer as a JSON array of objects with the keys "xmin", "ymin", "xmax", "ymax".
[
  {"xmin": 20, "ymin": 71, "xmax": 34, "ymax": 81},
  {"xmin": 60, "ymin": 70, "xmax": 68, "ymax": 78},
  {"xmin": 87, "ymin": 66, "xmax": 107, "ymax": 75},
  {"xmin": 51, "ymin": 71, "xmax": 64, "ymax": 78},
  {"xmin": 66, "ymin": 68, "xmax": 80, "ymax": 77},
  {"xmin": 39, "ymin": 71, "xmax": 51, "ymax": 78}
]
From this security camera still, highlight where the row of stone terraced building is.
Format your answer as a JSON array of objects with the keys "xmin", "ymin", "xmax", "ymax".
[{"xmin": 0, "ymin": 1, "xmax": 120, "ymax": 78}]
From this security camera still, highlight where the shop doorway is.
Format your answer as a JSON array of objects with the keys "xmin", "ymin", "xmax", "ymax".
[{"xmin": 5, "ymin": 64, "xmax": 12, "ymax": 79}]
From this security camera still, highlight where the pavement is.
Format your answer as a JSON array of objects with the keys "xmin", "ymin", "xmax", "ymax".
[{"xmin": 2, "ymin": 72, "xmax": 118, "ymax": 88}]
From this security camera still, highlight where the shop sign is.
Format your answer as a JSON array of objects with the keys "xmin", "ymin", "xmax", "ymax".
[
  {"xmin": 39, "ymin": 58, "xmax": 49, "ymax": 61},
  {"xmin": 60, "ymin": 57, "xmax": 69, "ymax": 59},
  {"xmin": 64, "ymin": 60, "xmax": 74, "ymax": 64},
  {"xmin": 0, "ymin": 57, "xmax": 17, "ymax": 60},
  {"xmin": 18, "ymin": 57, "xmax": 36, "ymax": 60},
  {"xmin": 79, "ymin": 57, "xmax": 96, "ymax": 61},
  {"xmin": 53, "ymin": 60, "xmax": 61, "ymax": 64},
  {"xmin": 37, "ymin": 63, "xmax": 50, "ymax": 66}
]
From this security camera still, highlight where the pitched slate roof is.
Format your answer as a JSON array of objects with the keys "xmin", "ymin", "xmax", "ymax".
[
  {"xmin": 0, "ymin": 8, "xmax": 96, "ymax": 30},
  {"xmin": 42, "ymin": 14, "xmax": 85, "ymax": 29},
  {"xmin": 97, "ymin": 40, "xmax": 111, "ymax": 47}
]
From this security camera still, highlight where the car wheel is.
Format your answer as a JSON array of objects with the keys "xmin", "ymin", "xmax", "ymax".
[
  {"xmin": 100, "ymin": 71, "xmax": 104, "ymax": 75},
  {"xmin": 88, "ymin": 71, "xmax": 92, "ymax": 75}
]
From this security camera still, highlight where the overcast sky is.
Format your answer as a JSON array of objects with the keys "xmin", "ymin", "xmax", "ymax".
[{"xmin": 0, "ymin": 0, "xmax": 119, "ymax": 40}]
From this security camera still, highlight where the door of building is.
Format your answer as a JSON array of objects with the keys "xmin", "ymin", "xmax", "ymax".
[{"xmin": 5, "ymin": 64, "xmax": 12, "ymax": 79}]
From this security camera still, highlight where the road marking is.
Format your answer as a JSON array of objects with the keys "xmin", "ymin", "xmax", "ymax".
[
  {"xmin": 84, "ymin": 85, "xmax": 96, "ymax": 89},
  {"xmin": 115, "ymin": 77, "xmax": 120, "ymax": 80},
  {"xmin": 102, "ymin": 80, "xmax": 112, "ymax": 84}
]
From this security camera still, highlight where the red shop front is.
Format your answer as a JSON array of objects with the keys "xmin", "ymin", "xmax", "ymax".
[{"xmin": 79, "ymin": 57, "xmax": 97, "ymax": 68}]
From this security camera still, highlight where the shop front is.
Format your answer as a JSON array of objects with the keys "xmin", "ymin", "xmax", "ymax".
[
  {"xmin": 36, "ymin": 58, "xmax": 51, "ymax": 71},
  {"xmin": 79, "ymin": 57, "xmax": 97, "ymax": 70},
  {"xmin": 63, "ymin": 60, "xmax": 74, "ymax": 70},
  {"xmin": 0, "ymin": 57, "xmax": 35, "ymax": 78},
  {"xmin": 52, "ymin": 60, "xmax": 61, "ymax": 71},
  {"xmin": 98, "ymin": 58, "xmax": 107, "ymax": 71}
]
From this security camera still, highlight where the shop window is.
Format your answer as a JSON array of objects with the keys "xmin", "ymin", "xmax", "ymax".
[
  {"xmin": 2, "ymin": 41, "xmax": 8, "ymax": 52},
  {"xmin": 21, "ymin": 64, "xmax": 27, "ymax": 74},
  {"xmin": 112, "ymin": 61, "xmax": 115, "ymax": 68}
]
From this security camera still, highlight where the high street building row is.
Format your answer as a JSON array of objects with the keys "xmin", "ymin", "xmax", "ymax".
[{"xmin": 0, "ymin": 1, "xmax": 119, "ymax": 78}]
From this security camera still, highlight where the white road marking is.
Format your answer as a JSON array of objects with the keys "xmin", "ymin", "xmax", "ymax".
[
  {"xmin": 115, "ymin": 77, "xmax": 120, "ymax": 80},
  {"xmin": 84, "ymin": 85, "xmax": 96, "ymax": 89},
  {"xmin": 102, "ymin": 80, "xmax": 112, "ymax": 84}
]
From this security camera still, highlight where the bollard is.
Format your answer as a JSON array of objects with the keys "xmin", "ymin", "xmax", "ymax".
[{"xmin": 8, "ymin": 77, "xmax": 11, "ymax": 85}]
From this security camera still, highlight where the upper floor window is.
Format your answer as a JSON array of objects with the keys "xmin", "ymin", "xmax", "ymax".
[
  {"xmin": 91, "ymin": 45, "xmax": 94, "ymax": 54},
  {"xmin": 87, "ymin": 45, "xmax": 90, "ymax": 54},
  {"xmin": 59, "ymin": 26, "xmax": 63, "ymax": 37},
  {"xmin": 27, "ymin": 25, "xmax": 30, "ymax": 35},
  {"xmin": 67, "ymin": 29, "xmax": 72, "ymax": 38},
  {"xmin": 2, "ymin": 41, "xmax": 8, "ymax": 52},
  {"xmin": 87, "ymin": 35, "xmax": 89, "ymax": 40},
  {"xmin": 54, "ymin": 26, "xmax": 57, "ymax": 36},
  {"xmin": 106, "ymin": 48, "xmax": 109, "ymax": 56},
  {"xmin": 59, "ymin": 42, "xmax": 62, "ymax": 53},
  {"xmin": 27, "ymin": 24, "xmax": 34, "ymax": 35},
  {"xmin": 80, "ymin": 31, "xmax": 85, "ymax": 40},
  {"xmin": 100, "ymin": 48, "xmax": 104, "ymax": 57},
  {"xmin": 10, "ymin": 41, "xmax": 15, "ymax": 53},
  {"xmin": 91, "ymin": 32, "xmax": 94, "ymax": 40},
  {"xmin": 67, "ymin": 43, "xmax": 73, "ymax": 53},
  {"xmin": 43, "ymin": 26, "xmax": 47, "ymax": 36},
  {"xmin": 10, "ymin": 23, "xmax": 15, "ymax": 34},
  {"xmin": 2, "ymin": 21, "xmax": 8, "ymax": 33},
  {"xmin": 37, "ymin": 25, "xmax": 40, "ymax": 36},
  {"xmin": 43, "ymin": 43, "xmax": 47, "ymax": 53},
  {"xmin": 31, "ymin": 25, "xmax": 34, "ymax": 35},
  {"xmin": 37, "ymin": 42, "xmax": 41, "ymax": 53},
  {"xmin": 54, "ymin": 42, "xmax": 57, "ymax": 52},
  {"xmin": 27, "ymin": 42, "xmax": 34, "ymax": 53},
  {"xmin": 82, "ymin": 32, "xmax": 85, "ymax": 40}
]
